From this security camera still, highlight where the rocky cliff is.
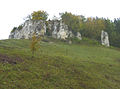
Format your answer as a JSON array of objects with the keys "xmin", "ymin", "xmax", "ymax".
[
  {"xmin": 9, "ymin": 20, "xmax": 46, "ymax": 39},
  {"xmin": 9, "ymin": 19, "xmax": 82, "ymax": 40},
  {"xmin": 9, "ymin": 19, "xmax": 110, "ymax": 47}
]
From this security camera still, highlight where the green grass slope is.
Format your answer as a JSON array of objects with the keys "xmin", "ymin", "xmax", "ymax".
[{"xmin": 0, "ymin": 39, "xmax": 120, "ymax": 89}]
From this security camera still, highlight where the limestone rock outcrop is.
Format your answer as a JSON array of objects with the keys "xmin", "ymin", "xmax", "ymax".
[
  {"xmin": 9, "ymin": 19, "xmax": 75, "ymax": 40},
  {"xmin": 50, "ymin": 20, "xmax": 74, "ymax": 40},
  {"xmin": 101, "ymin": 30, "xmax": 110, "ymax": 47},
  {"xmin": 9, "ymin": 19, "xmax": 111, "ymax": 47},
  {"xmin": 9, "ymin": 20, "xmax": 46, "ymax": 39}
]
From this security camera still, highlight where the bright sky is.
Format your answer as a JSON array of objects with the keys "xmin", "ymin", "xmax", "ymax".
[{"xmin": 0, "ymin": 0, "xmax": 120, "ymax": 39}]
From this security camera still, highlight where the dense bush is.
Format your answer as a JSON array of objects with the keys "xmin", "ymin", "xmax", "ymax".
[{"xmin": 31, "ymin": 10, "xmax": 48, "ymax": 21}]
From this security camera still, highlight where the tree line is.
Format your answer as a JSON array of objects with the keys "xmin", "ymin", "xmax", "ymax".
[{"xmin": 61, "ymin": 12, "xmax": 120, "ymax": 47}]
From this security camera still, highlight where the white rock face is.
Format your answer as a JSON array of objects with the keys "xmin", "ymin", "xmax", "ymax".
[
  {"xmin": 52, "ymin": 20, "xmax": 59, "ymax": 38},
  {"xmin": 51, "ymin": 20, "xmax": 74, "ymax": 40},
  {"xmin": 57, "ymin": 20, "xmax": 69, "ymax": 39},
  {"xmin": 76, "ymin": 32, "xmax": 82, "ymax": 40},
  {"xmin": 9, "ymin": 20, "xmax": 46, "ymax": 39},
  {"xmin": 101, "ymin": 30, "xmax": 110, "ymax": 47},
  {"xmin": 9, "ymin": 19, "xmax": 78, "ymax": 40}
]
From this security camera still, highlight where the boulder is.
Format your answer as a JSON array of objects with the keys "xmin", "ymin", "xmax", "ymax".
[
  {"xmin": 68, "ymin": 40, "xmax": 72, "ymax": 44},
  {"xmin": 76, "ymin": 32, "xmax": 82, "ymax": 40},
  {"xmin": 101, "ymin": 30, "xmax": 110, "ymax": 47}
]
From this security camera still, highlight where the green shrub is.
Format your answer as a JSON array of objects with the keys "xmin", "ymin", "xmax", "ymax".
[
  {"xmin": 18, "ymin": 25, "xmax": 23, "ymax": 30},
  {"xmin": 11, "ymin": 27, "xmax": 17, "ymax": 33}
]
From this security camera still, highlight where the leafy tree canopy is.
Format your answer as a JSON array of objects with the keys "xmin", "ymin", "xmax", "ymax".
[{"xmin": 31, "ymin": 10, "xmax": 48, "ymax": 21}]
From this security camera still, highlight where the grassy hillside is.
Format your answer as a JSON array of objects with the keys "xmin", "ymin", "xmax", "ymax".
[{"xmin": 0, "ymin": 39, "xmax": 120, "ymax": 89}]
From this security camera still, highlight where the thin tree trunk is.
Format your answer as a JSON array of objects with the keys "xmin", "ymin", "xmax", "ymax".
[{"xmin": 32, "ymin": 51, "xmax": 34, "ymax": 58}]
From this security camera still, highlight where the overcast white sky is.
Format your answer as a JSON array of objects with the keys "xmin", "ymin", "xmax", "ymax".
[{"xmin": 0, "ymin": 0, "xmax": 120, "ymax": 39}]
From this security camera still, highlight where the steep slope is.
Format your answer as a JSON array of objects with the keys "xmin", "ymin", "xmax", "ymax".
[{"xmin": 0, "ymin": 39, "xmax": 120, "ymax": 89}]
